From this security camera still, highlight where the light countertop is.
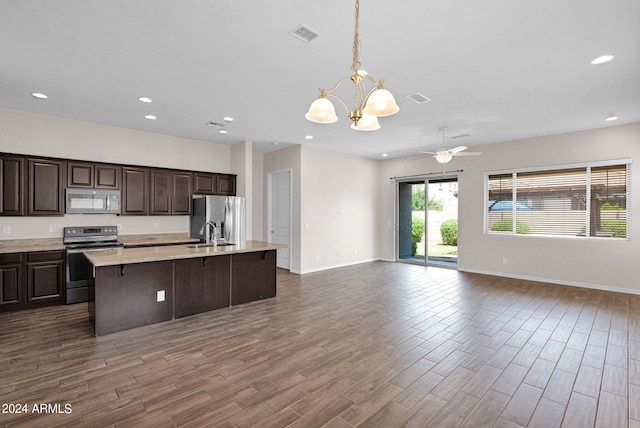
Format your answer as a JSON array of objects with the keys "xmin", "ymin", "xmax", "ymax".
[
  {"xmin": 0, "ymin": 238, "xmax": 65, "ymax": 254},
  {"xmin": 85, "ymin": 240, "xmax": 286, "ymax": 267}
]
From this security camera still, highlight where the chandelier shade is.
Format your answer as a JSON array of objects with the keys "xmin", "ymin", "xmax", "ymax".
[
  {"xmin": 350, "ymin": 113, "xmax": 380, "ymax": 131},
  {"xmin": 304, "ymin": 96, "xmax": 338, "ymax": 123},
  {"xmin": 305, "ymin": 0, "xmax": 398, "ymax": 131},
  {"xmin": 362, "ymin": 88, "xmax": 400, "ymax": 117}
]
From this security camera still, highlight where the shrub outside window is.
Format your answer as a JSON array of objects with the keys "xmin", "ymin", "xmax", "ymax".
[{"xmin": 486, "ymin": 161, "xmax": 630, "ymax": 239}]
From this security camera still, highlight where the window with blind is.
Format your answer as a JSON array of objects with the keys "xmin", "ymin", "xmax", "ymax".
[{"xmin": 486, "ymin": 161, "xmax": 630, "ymax": 239}]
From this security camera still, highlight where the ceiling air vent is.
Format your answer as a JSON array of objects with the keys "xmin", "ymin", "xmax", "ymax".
[
  {"xmin": 406, "ymin": 93, "xmax": 431, "ymax": 104},
  {"xmin": 289, "ymin": 24, "xmax": 321, "ymax": 43}
]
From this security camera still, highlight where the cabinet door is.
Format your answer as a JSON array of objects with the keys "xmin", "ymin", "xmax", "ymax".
[
  {"xmin": 193, "ymin": 173, "xmax": 215, "ymax": 194},
  {"xmin": 121, "ymin": 167, "xmax": 148, "ymax": 215},
  {"xmin": 0, "ymin": 155, "xmax": 25, "ymax": 216},
  {"xmin": 231, "ymin": 250, "xmax": 276, "ymax": 305},
  {"xmin": 174, "ymin": 255, "xmax": 231, "ymax": 318},
  {"xmin": 172, "ymin": 172, "xmax": 193, "ymax": 215},
  {"xmin": 26, "ymin": 251, "xmax": 64, "ymax": 303},
  {"xmin": 67, "ymin": 162, "xmax": 94, "ymax": 188},
  {"xmin": 95, "ymin": 164, "xmax": 121, "ymax": 189},
  {"xmin": 27, "ymin": 159, "xmax": 65, "ymax": 216},
  {"xmin": 149, "ymin": 169, "xmax": 172, "ymax": 215},
  {"xmin": 216, "ymin": 174, "xmax": 236, "ymax": 196},
  {"xmin": 0, "ymin": 256, "xmax": 23, "ymax": 307}
]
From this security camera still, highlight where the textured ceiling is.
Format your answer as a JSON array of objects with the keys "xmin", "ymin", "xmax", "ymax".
[{"xmin": 1, "ymin": 0, "xmax": 639, "ymax": 159}]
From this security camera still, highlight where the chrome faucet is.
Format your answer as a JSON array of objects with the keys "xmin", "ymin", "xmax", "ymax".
[{"xmin": 199, "ymin": 221, "xmax": 217, "ymax": 243}]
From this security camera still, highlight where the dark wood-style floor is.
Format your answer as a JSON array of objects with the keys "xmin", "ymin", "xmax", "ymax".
[{"xmin": 1, "ymin": 262, "xmax": 638, "ymax": 427}]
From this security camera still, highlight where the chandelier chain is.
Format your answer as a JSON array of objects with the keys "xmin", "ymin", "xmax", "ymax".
[{"xmin": 351, "ymin": 0, "xmax": 361, "ymax": 74}]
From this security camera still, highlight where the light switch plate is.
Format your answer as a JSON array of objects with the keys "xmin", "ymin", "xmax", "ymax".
[{"xmin": 157, "ymin": 290, "xmax": 165, "ymax": 302}]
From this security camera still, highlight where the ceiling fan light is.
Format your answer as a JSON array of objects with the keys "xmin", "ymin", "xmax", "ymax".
[
  {"xmin": 305, "ymin": 97, "xmax": 338, "ymax": 123},
  {"xmin": 351, "ymin": 113, "xmax": 381, "ymax": 131},
  {"xmin": 435, "ymin": 152, "xmax": 453, "ymax": 164},
  {"xmin": 363, "ymin": 88, "xmax": 400, "ymax": 117}
]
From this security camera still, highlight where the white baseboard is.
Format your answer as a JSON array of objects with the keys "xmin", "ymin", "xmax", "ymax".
[
  {"xmin": 457, "ymin": 266, "xmax": 640, "ymax": 296},
  {"xmin": 296, "ymin": 258, "xmax": 379, "ymax": 275}
]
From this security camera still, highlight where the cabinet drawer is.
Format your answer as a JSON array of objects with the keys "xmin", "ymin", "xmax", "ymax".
[
  {"xmin": 27, "ymin": 251, "xmax": 64, "ymax": 262},
  {"xmin": 0, "ymin": 253, "xmax": 23, "ymax": 264}
]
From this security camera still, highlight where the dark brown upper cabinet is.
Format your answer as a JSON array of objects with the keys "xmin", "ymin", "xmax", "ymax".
[
  {"xmin": 193, "ymin": 173, "xmax": 216, "ymax": 194},
  {"xmin": 121, "ymin": 167, "xmax": 148, "ymax": 215},
  {"xmin": 67, "ymin": 162, "xmax": 121, "ymax": 190},
  {"xmin": 150, "ymin": 170, "xmax": 193, "ymax": 215},
  {"xmin": 193, "ymin": 172, "xmax": 236, "ymax": 196},
  {"xmin": 0, "ymin": 155, "xmax": 25, "ymax": 216},
  {"xmin": 216, "ymin": 174, "xmax": 236, "ymax": 196},
  {"xmin": 172, "ymin": 172, "xmax": 193, "ymax": 215},
  {"xmin": 67, "ymin": 162, "xmax": 94, "ymax": 188},
  {"xmin": 27, "ymin": 158, "xmax": 65, "ymax": 216},
  {"xmin": 95, "ymin": 164, "xmax": 121, "ymax": 189},
  {"xmin": 149, "ymin": 169, "xmax": 171, "ymax": 215}
]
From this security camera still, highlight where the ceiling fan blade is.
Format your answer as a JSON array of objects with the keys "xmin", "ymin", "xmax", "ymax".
[
  {"xmin": 418, "ymin": 151, "xmax": 437, "ymax": 155},
  {"xmin": 454, "ymin": 151, "xmax": 482, "ymax": 156},
  {"xmin": 449, "ymin": 146, "xmax": 468, "ymax": 154}
]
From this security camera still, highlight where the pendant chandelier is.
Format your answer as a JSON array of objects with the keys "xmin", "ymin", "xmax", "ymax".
[{"xmin": 304, "ymin": 0, "xmax": 399, "ymax": 131}]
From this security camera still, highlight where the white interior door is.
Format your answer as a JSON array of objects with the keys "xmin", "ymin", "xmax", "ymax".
[{"xmin": 268, "ymin": 169, "xmax": 291, "ymax": 269}]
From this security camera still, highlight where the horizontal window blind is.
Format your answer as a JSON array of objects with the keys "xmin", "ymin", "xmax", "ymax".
[{"xmin": 486, "ymin": 162, "xmax": 630, "ymax": 239}]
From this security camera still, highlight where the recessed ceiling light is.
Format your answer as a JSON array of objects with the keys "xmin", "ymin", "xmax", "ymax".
[
  {"xmin": 381, "ymin": 153, "xmax": 389, "ymax": 157},
  {"xmin": 138, "ymin": 97, "xmax": 153, "ymax": 103},
  {"xmin": 605, "ymin": 115, "xmax": 619, "ymax": 121},
  {"xmin": 223, "ymin": 116, "xmax": 234, "ymax": 122},
  {"xmin": 591, "ymin": 55, "xmax": 615, "ymax": 65},
  {"xmin": 145, "ymin": 115, "xmax": 156, "ymax": 120},
  {"xmin": 305, "ymin": 135, "xmax": 314, "ymax": 140},
  {"xmin": 31, "ymin": 92, "xmax": 48, "ymax": 99},
  {"xmin": 218, "ymin": 129, "xmax": 228, "ymax": 134}
]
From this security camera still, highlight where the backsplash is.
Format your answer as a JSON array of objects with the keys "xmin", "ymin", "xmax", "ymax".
[{"xmin": 0, "ymin": 215, "xmax": 190, "ymax": 240}]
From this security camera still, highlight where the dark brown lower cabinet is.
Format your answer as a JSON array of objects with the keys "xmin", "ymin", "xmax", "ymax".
[
  {"xmin": 174, "ymin": 255, "xmax": 231, "ymax": 318},
  {"xmin": 26, "ymin": 251, "xmax": 64, "ymax": 303},
  {"xmin": 90, "ymin": 261, "xmax": 173, "ymax": 336},
  {"xmin": 231, "ymin": 250, "xmax": 276, "ymax": 305},
  {"xmin": 1, "ymin": 251, "xmax": 64, "ymax": 311},
  {"xmin": 0, "ymin": 253, "xmax": 23, "ymax": 308},
  {"xmin": 89, "ymin": 251, "xmax": 277, "ymax": 335}
]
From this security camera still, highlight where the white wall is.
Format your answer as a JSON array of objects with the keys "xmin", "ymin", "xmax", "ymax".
[
  {"xmin": 379, "ymin": 122, "xmax": 640, "ymax": 294},
  {"xmin": 0, "ymin": 108, "xmax": 231, "ymax": 239},
  {"xmin": 299, "ymin": 145, "xmax": 379, "ymax": 273},
  {"xmin": 252, "ymin": 152, "xmax": 265, "ymax": 241},
  {"xmin": 230, "ymin": 140, "xmax": 252, "ymax": 240}
]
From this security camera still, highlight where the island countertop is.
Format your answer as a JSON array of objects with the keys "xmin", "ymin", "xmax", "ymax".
[{"xmin": 85, "ymin": 240, "xmax": 286, "ymax": 267}]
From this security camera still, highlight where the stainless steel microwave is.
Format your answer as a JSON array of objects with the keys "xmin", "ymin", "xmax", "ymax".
[{"xmin": 65, "ymin": 189, "xmax": 121, "ymax": 214}]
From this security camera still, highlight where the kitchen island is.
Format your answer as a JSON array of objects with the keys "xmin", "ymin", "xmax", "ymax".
[{"xmin": 85, "ymin": 240, "xmax": 285, "ymax": 335}]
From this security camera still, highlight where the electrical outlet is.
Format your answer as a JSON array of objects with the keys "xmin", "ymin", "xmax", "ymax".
[
  {"xmin": 502, "ymin": 257, "xmax": 508, "ymax": 265},
  {"xmin": 49, "ymin": 224, "xmax": 57, "ymax": 233},
  {"xmin": 339, "ymin": 250, "xmax": 345, "ymax": 257},
  {"xmin": 2, "ymin": 226, "xmax": 10, "ymax": 235},
  {"xmin": 157, "ymin": 290, "xmax": 165, "ymax": 302},
  {"xmin": 153, "ymin": 222, "xmax": 160, "ymax": 230}
]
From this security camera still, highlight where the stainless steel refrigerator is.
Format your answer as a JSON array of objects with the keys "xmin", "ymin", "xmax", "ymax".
[{"xmin": 190, "ymin": 195, "xmax": 246, "ymax": 244}]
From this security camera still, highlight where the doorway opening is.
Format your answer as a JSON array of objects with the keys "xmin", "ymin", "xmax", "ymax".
[{"xmin": 397, "ymin": 176, "xmax": 458, "ymax": 267}]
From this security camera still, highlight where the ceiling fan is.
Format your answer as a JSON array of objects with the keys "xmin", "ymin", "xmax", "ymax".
[{"xmin": 420, "ymin": 126, "xmax": 482, "ymax": 164}]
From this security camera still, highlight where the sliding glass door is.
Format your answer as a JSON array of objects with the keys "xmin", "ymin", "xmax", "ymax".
[
  {"xmin": 397, "ymin": 177, "xmax": 458, "ymax": 267},
  {"xmin": 398, "ymin": 181, "xmax": 426, "ymax": 263}
]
